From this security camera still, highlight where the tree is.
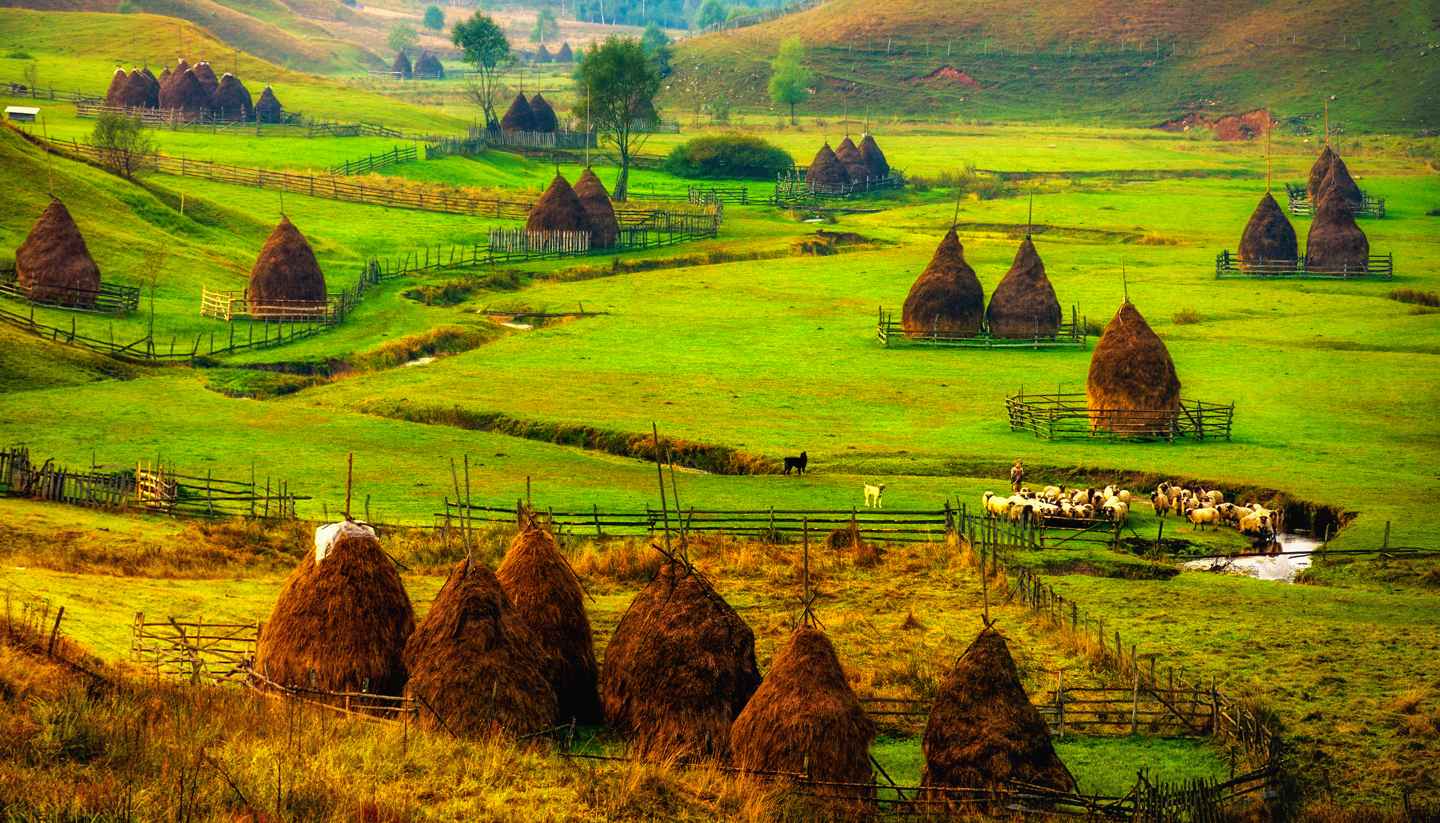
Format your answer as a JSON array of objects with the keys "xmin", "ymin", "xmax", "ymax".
[
  {"xmin": 422, "ymin": 5, "xmax": 444, "ymax": 31},
  {"xmin": 452, "ymin": 12, "xmax": 511, "ymax": 128},
  {"xmin": 530, "ymin": 7, "xmax": 559, "ymax": 44},
  {"xmin": 695, "ymin": 0, "xmax": 726, "ymax": 30},
  {"xmin": 640, "ymin": 23, "xmax": 672, "ymax": 78},
  {"xmin": 92, "ymin": 112, "xmax": 153, "ymax": 179},
  {"xmin": 388, "ymin": 23, "xmax": 419, "ymax": 57},
  {"xmin": 768, "ymin": 36, "xmax": 811, "ymax": 125},
  {"xmin": 574, "ymin": 36, "xmax": 660, "ymax": 201}
]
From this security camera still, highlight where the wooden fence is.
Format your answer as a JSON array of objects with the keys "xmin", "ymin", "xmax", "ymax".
[
  {"xmin": 688, "ymin": 185, "xmax": 751, "ymax": 205},
  {"xmin": 1214, "ymin": 249, "xmax": 1394, "ymax": 280},
  {"xmin": 200, "ymin": 287, "xmax": 338, "ymax": 323},
  {"xmin": 876, "ymin": 306, "xmax": 1088, "ymax": 349},
  {"xmin": 1284, "ymin": 184, "xmax": 1385, "ymax": 218},
  {"xmin": 1006, "ymin": 391, "xmax": 1235, "ymax": 441},
  {"xmin": 486, "ymin": 128, "xmax": 596, "ymax": 150},
  {"xmin": 327, "ymin": 144, "xmax": 418, "ymax": 176},
  {"xmin": 424, "ymin": 135, "xmax": 486, "ymax": 159},
  {"xmin": 486, "ymin": 228, "xmax": 591, "ymax": 257},
  {"xmin": 0, "ymin": 264, "xmax": 140, "ymax": 314},
  {"xmin": 132, "ymin": 614, "xmax": 257, "ymax": 685},
  {"xmin": 774, "ymin": 168, "xmax": 905, "ymax": 203},
  {"xmin": 3, "ymin": 81, "xmax": 101, "ymax": 104}
]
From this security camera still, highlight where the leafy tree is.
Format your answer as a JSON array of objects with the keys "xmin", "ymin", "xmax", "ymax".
[
  {"xmin": 768, "ymin": 36, "xmax": 811, "ymax": 125},
  {"xmin": 574, "ymin": 36, "xmax": 660, "ymax": 201},
  {"xmin": 92, "ymin": 112, "xmax": 153, "ymax": 179},
  {"xmin": 388, "ymin": 23, "xmax": 419, "ymax": 57},
  {"xmin": 640, "ymin": 23, "xmax": 672, "ymax": 78},
  {"xmin": 695, "ymin": 0, "xmax": 726, "ymax": 30},
  {"xmin": 422, "ymin": 5, "xmax": 444, "ymax": 31},
  {"xmin": 530, "ymin": 7, "xmax": 559, "ymax": 43},
  {"xmin": 452, "ymin": 12, "xmax": 511, "ymax": 128}
]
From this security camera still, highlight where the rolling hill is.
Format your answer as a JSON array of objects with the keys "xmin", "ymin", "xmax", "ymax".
[{"xmin": 668, "ymin": 0, "xmax": 1440, "ymax": 132}]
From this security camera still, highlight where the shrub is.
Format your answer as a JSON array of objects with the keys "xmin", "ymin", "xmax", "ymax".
[
  {"xmin": 1172, "ymin": 308, "xmax": 1202, "ymax": 325},
  {"xmin": 663, "ymin": 134, "xmax": 793, "ymax": 180},
  {"xmin": 1389, "ymin": 288, "xmax": 1440, "ymax": 308}
]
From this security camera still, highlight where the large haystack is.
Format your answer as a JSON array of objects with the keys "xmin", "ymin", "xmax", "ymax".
[
  {"xmin": 1086, "ymin": 301, "xmax": 1181, "ymax": 434},
  {"xmin": 1305, "ymin": 193, "xmax": 1369, "ymax": 273},
  {"xmin": 495, "ymin": 524, "xmax": 601, "ymax": 724},
  {"xmin": 1315, "ymin": 160, "xmax": 1363, "ymax": 215},
  {"xmin": 835, "ymin": 136, "xmax": 870, "ymax": 184},
  {"xmin": 536, "ymin": 44, "xmax": 553, "ymax": 63},
  {"xmin": 1239, "ymin": 192, "xmax": 1298, "ymax": 266},
  {"xmin": 139, "ymin": 67, "xmax": 161, "ymax": 107},
  {"xmin": 414, "ymin": 52, "xmax": 444, "ymax": 79},
  {"xmin": 1306, "ymin": 146, "xmax": 1336, "ymax": 202},
  {"xmin": 253, "ymin": 522, "xmax": 415, "ymax": 696},
  {"xmin": 575, "ymin": 168, "xmax": 619, "ymax": 249},
  {"xmin": 158, "ymin": 66, "xmax": 172, "ymax": 87},
  {"xmin": 104, "ymin": 67, "xmax": 128, "ymax": 106},
  {"xmin": 557, "ymin": 42, "xmax": 574, "ymax": 62},
  {"xmin": 601, "ymin": 560, "xmax": 761, "ymax": 758},
  {"xmin": 404, "ymin": 559, "xmax": 557, "ymax": 737},
  {"xmin": 212, "ymin": 73, "xmax": 253, "ymax": 121},
  {"xmin": 922, "ymin": 628, "xmax": 1075, "ymax": 797},
  {"xmin": 529, "ymin": 93, "xmax": 559, "ymax": 133},
  {"xmin": 525, "ymin": 173, "xmax": 589, "ymax": 234},
  {"xmin": 159, "ymin": 68, "xmax": 210, "ymax": 114},
  {"xmin": 858, "ymin": 133, "xmax": 889, "ymax": 179},
  {"xmin": 391, "ymin": 51, "xmax": 412, "ymax": 79},
  {"xmin": 192, "ymin": 61, "xmax": 220, "ymax": 98},
  {"xmin": 15, "ymin": 199, "xmax": 101, "ymax": 308},
  {"xmin": 902, "ymin": 228, "xmax": 984, "ymax": 337},
  {"xmin": 805, "ymin": 142, "xmax": 850, "ymax": 188},
  {"xmin": 248, "ymin": 216, "xmax": 327, "ymax": 314},
  {"xmin": 501, "ymin": 92, "xmax": 536, "ymax": 132},
  {"xmin": 119, "ymin": 69, "xmax": 155, "ymax": 109},
  {"xmin": 730, "ymin": 626, "xmax": 875, "ymax": 789},
  {"xmin": 986, "ymin": 236, "xmax": 1061, "ymax": 338},
  {"xmin": 256, "ymin": 86, "xmax": 284, "ymax": 123}
]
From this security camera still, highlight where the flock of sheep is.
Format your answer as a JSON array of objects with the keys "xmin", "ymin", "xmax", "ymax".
[
  {"xmin": 981, "ymin": 481, "xmax": 1281, "ymax": 543},
  {"xmin": 1151, "ymin": 482, "xmax": 1279, "ymax": 540}
]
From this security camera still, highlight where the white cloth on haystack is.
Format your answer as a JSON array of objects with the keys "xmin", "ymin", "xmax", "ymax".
[{"xmin": 314, "ymin": 520, "xmax": 375, "ymax": 564}]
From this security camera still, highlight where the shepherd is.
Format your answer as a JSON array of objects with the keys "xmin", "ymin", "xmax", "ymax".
[{"xmin": 1010, "ymin": 460, "xmax": 1024, "ymax": 493}]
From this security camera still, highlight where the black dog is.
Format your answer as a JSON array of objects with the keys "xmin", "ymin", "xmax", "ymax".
[{"xmin": 783, "ymin": 451, "xmax": 808, "ymax": 475}]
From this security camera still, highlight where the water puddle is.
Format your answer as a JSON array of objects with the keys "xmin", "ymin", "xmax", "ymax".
[
  {"xmin": 1181, "ymin": 533, "xmax": 1321, "ymax": 583},
  {"xmin": 402, "ymin": 356, "xmax": 436, "ymax": 368}
]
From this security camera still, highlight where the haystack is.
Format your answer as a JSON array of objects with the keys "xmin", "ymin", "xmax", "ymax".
[
  {"xmin": 120, "ymin": 69, "xmax": 155, "ymax": 109},
  {"xmin": 859, "ymin": 133, "xmax": 889, "ymax": 179},
  {"xmin": 15, "ymin": 200, "xmax": 101, "ymax": 308},
  {"xmin": 253, "ymin": 522, "xmax": 415, "ymax": 696},
  {"xmin": 212, "ymin": 73, "xmax": 253, "ymax": 121},
  {"xmin": 730, "ymin": 626, "xmax": 875, "ymax": 789},
  {"xmin": 414, "ymin": 52, "xmax": 444, "ymax": 79},
  {"xmin": 501, "ymin": 92, "xmax": 536, "ymax": 132},
  {"xmin": 173, "ymin": 57, "xmax": 191, "ymax": 76},
  {"xmin": 139, "ymin": 67, "xmax": 161, "ymax": 107},
  {"xmin": 557, "ymin": 42, "xmax": 574, "ymax": 62},
  {"xmin": 104, "ymin": 67, "xmax": 128, "ymax": 106},
  {"xmin": 256, "ymin": 86, "xmax": 284, "ymax": 123},
  {"xmin": 158, "ymin": 66, "xmax": 172, "ymax": 86},
  {"xmin": 1305, "ymin": 145, "xmax": 1337, "ymax": 203},
  {"xmin": 495, "ymin": 524, "xmax": 601, "ymax": 724},
  {"xmin": 391, "ymin": 51, "xmax": 412, "ymax": 79},
  {"xmin": 1086, "ymin": 301, "xmax": 1180, "ymax": 434},
  {"xmin": 525, "ymin": 173, "xmax": 589, "ymax": 234},
  {"xmin": 921, "ymin": 628, "xmax": 1075, "ymax": 796},
  {"xmin": 248, "ymin": 216, "xmax": 327, "ymax": 314},
  {"xmin": 902, "ymin": 228, "xmax": 984, "ymax": 337},
  {"xmin": 404, "ymin": 559, "xmax": 557, "ymax": 737},
  {"xmin": 1316, "ymin": 160, "xmax": 1363, "ymax": 215},
  {"xmin": 601, "ymin": 560, "xmax": 761, "ymax": 758},
  {"xmin": 1238, "ymin": 192, "xmax": 1298, "ymax": 266},
  {"xmin": 575, "ymin": 168, "xmax": 619, "ymax": 249},
  {"xmin": 835, "ymin": 137, "xmax": 870, "ymax": 184},
  {"xmin": 159, "ymin": 68, "xmax": 210, "ymax": 114},
  {"xmin": 805, "ymin": 142, "xmax": 849, "ymax": 188},
  {"xmin": 192, "ymin": 61, "xmax": 219, "ymax": 98},
  {"xmin": 1305, "ymin": 192, "xmax": 1369, "ymax": 273},
  {"xmin": 529, "ymin": 93, "xmax": 559, "ymax": 133},
  {"xmin": 986, "ymin": 236, "xmax": 1061, "ymax": 338},
  {"xmin": 537, "ymin": 44, "xmax": 553, "ymax": 63}
]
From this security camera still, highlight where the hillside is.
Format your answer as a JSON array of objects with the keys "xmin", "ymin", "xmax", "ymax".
[{"xmin": 669, "ymin": 0, "xmax": 1440, "ymax": 132}]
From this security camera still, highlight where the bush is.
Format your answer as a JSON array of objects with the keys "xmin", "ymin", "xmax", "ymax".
[
  {"xmin": 1389, "ymin": 288, "xmax": 1439, "ymax": 308},
  {"xmin": 663, "ymin": 133, "xmax": 793, "ymax": 180},
  {"xmin": 1172, "ymin": 308, "xmax": 1202, "ymax": 325}
]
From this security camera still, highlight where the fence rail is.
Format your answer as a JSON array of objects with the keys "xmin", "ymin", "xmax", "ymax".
[
  {"xmin": 0, "ymin": 265, "xmax": 140, "ymax": 314},
  {"xmin": 775, "ymin": 168, "xmax": 905, "ymax": 203},
  {"xmin": 200, "ymin": 287, "xmax": 340, "ymax": 323},
  {"xmin": 131, "ymin": 614, "xmax": 257, "ymax": 685},
  {"xmin": 327, "ymin": 144, "xmax": 417, "ymax": 176},
  {"xmin": 1214, "ymin": 249, "xmax": 1394, "ymax": 280},
  {"xmin": 485, "ymin": 127, "xmax": 596, "ymax": 150},
  {"xmin": 1284, "ymin": 183, "xmax": 1385, "ymax": 218},
  {"xmin": 1006, "ymin": 391, "xmax": 1235, "ymax": 441},
  {"xmin": 876, "ymin": 306, "xmax": 1088, "ymax": 349},
  {"xmin": 3, "ymin": 81, "xmax": 101, "ymax": 104}
]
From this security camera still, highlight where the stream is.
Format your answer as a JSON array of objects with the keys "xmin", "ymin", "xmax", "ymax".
[{"xmin": 1181, "ymin": 532, "xmax": 1321, "ymax": 583}]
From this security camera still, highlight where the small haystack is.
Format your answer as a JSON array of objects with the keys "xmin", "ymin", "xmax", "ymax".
[
  {"xmin": 1316, "ymin": 160, "xmax": 1363, "ymax": 215},
  {"xmin": 159, "ymin": 68, "xmax": 210, "ymax": 114},
  {"xmin": 1305, "ymin": 145, "xmax": 1338, "ymax": 203},
  {"xmin": 529, "ymin": 93, "xmax": 559, "ymax": 133},
  {"xmin": 1238, "ymin": 192, "xmax": 1298, "ymax": 266},
  {"xmin": 495, "ymin": 523, "xmax": 602, "ymax": 724},
  {"xmin": 986, "ymin": 236, "xmax": 1061, "ymax": 339},
  {"xmin": 248, "ymin": 216, "xmax": 327, "ymax": 314},
  {"xmin": 253, "ymin": 522, "xmax": 415, "ymax": 696},
  {"xmin": 525, "ymin": 173, "xmax": 589, "ymax": 234},
  {"xmin": 557, "ymin": 42, "xmax": 574, "ymax": 62},
  {"xmin": 104, "ymin": 67, "xmax": 128, "ymax": 106},
  {"xmin": 1086, "ymin": 301, "xmax": 1181, "ymax": 434},
  {"xmin": 192, "ymin": 61, "xmax": 220, "ymax": 98},
  {"xmin": 256, "ymin": 86, "xmax": 284, "ymax": 123},
  {"xmin": 501, "ymin": 92, "xmax": 536, "ymax": 132},
  {"xmin": 835, "ymin": 136, "xmax": 870, "ymax": 184},
  {"xmin": 212, "ymin": 73, "xmax": 253, "ymax": 121},
  {"xmin": 120, "ymin": 69, "xmax": 155, "ymax": 109},
  {"xmin": 15, "ymin": 199, "xmax": 102, "ymax": 308},
  {"xmin": 575, "ymin": 168, "xmax": 619, "ymax": 249},
  {"xmin": 805, "ymin": 142, "xmax": 849, "ymax": 188},
  {"xmin": 730, "ymin": 626, "xmax": 875, "ymax": 789},
  {"xmin": 414, "ymin": 52, "xmax": 444, "ymax": 79},
  {"xmin": 859, "ymin": 134, "xmax": 889, "ymax": 179},
  {"xmin": 391, "ymin": 51, "xmax": 412, "ymax": 79},
  {"xmin": 601, "ymin": 560, "xmax": 761, "ymax": 758},
  {"xmin": 902, "ymin": 228, "xmax": 984, "ymax": 337},
  {"xmin": 921, "ymin": 628, "xmax": 1075, "ymax": 796},
  {"xmin": 537, "ymin": 44, "xmax": 553, "ymax": 63},
  {"xmin": 1305, "ymin": 192, "xmax": 1370, "ymax": 273},
  {"xmin": 404, "ymin": 559, "xmax": 558, "ymax": 737}
]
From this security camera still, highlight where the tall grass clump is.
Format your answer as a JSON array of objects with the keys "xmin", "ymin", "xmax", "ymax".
[{"xmin": 1388, "ymin": 288, "xmax": 1439, "ymax": 308}]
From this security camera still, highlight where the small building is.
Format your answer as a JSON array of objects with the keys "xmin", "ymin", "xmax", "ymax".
[{"xmin": 5, "ymin": 106, "xmax": 39, "ymax": 123}]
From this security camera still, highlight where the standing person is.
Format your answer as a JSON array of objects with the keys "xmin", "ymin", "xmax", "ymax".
[{"xmin": 1010, "ymin": 459, "xmax": 1024, "ymax": 493}]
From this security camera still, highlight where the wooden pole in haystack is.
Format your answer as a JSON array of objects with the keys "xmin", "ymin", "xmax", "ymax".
[
  {"xmin": 652, "ymin": 422, "xmax": 672, "ymax": 554},
  {"xmin": 344, "ymin": 452, "xmax": 353, "ymax": 520}
]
